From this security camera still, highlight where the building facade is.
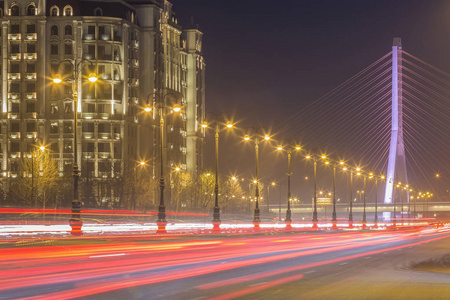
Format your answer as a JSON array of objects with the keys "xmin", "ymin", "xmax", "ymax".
[{"xmin": 0, "ymin": 0, "xmax": 205, "ymax": 206}]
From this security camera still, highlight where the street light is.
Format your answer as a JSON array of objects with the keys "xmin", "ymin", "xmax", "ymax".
[
  {"xmin": 267, "ymin": 181, "xmax": 276, "ymax": 214},
  {"xmin": 201, "ymin": 113, "xmax": 233, "ymax": 230},
  {"xmin": 328, "ymin": 160, "xmax": 344, "ymax": 228},
  {"xmin": 306, "ymin": 150, "xmax": 326, "ymax": 228},
  {"xmin": 53, "ymin": 59, "xmax": 97, "ymax": 236},
  {"xmin": 362, "ymin": 174, "xmax": 367, "ymax": 226},
  {"xmin": 277, "ymin": 144, "xmax": 301, "ymax": 229},
  {"xmin": 244, "ymin": 128, "xmax": 271, "ymax": 228},
  {"xmin": 343, "ymin": 166, "xmax": 356, "ymax": 227},
  {"xmin": 144, "ymin": 92, "xmax": 182, "ymax": 233}
]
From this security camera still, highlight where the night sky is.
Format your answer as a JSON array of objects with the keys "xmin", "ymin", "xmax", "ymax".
[{"xmin": 171, "ymin": 0, "xmax": 450, "ymax": 200}]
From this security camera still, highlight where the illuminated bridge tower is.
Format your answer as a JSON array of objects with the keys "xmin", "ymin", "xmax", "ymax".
[{"xmin": 384, "ymin": 38, "xmax": 409, "ymax": 207}]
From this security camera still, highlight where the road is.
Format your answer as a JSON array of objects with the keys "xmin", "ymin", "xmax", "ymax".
[{"xmin": 1, "ymin": 226, "xmax": 450, "ymax": 299}]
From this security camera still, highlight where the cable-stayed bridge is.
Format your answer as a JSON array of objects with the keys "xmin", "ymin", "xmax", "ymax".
[{"xmin": 275, "ymin": 37, "xmax": 450, "ymax": 218}]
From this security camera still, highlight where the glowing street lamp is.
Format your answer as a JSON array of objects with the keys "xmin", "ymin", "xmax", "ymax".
[
  {"xmin": 52, "ymin": 58, "xmax": 97, "ymax": 235},
  {"xmin": 244, "ymin": 128, "xmax": 271, "ymax": 228},
  {"xmin": 144, "ymin": 92, "xmax": 182, "ymax": 233},
  {"xmin": 277, "ymin": 144, "xmax": 301, "ymax": 229},
  {"xmin": 306, "ymin": 149, "xmax": 326, "ymax": 226},
  {"xmin": 202, "ymin": 113, "xmax": 234, "ymax": 230}
]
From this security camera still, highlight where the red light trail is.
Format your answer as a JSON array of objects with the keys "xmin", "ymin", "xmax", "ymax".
[{"xmin": 0, "ymin": 225, "xmax": 449, "ymax": 299}]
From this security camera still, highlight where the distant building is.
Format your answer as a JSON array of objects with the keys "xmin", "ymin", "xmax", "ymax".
[{"xmin": 0, "ymin": 0, "xmax": 205, "ymax": 205}]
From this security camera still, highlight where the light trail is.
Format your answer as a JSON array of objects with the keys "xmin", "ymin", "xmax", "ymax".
[{"xmin": 0, "ymin": 226, "xmax": 448, "ymax": 299}]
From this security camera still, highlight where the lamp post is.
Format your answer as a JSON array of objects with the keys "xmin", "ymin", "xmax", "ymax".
[
  {"xmin": 244, "ymin": 129, "xmax": 270, "ymax": 229},
  {"xmin": 144, "ymin": 92, "xmax": 182, "ymax": 233},
  {"xmin": 329, "ymin": 161, "xmax": 344, "ymax": 228},
  {"xmin": 349, "ymin": 168, "xmax": 354, "ymax": 226},
  {"xmin": 362, "ymin": 175, "xmax": 367, "ymax": 226},
  {"xmin": 201, "ymin": 114, "xmax": 233, "ymax": 230},
  {"xmin": 53, "ymin": 59, "xmax": 97, "ymax": 235},
  {"xmin": 267, "ymin": 181, "xmax": 276, "ymax": 214},
  {"xmin": 277, "ymin": 144, "xmax": 301, "ymax": 229}
]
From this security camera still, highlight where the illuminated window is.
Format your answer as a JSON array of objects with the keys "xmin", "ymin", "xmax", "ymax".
[
  {"xmin": 50, "ymin": 6, "xmax": 59, "ymax": 16},
  {"xmin": 63, "ymin": 5, "xmax": 72, "ymax": 16},
  {"xmin": 10, "ymin": 4, "xmax": 20, "ymax": 16},
  {"xmin": 26, "ymin": 3, "xmax": 36, "ymax": 16}
]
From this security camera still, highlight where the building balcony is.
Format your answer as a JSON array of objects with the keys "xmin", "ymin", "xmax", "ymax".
[
  {"xmin": 114, "ymin": 55, "xmax": 121, "ymax": 62},
  {"xmin": 24, "ymin": 33, "xmax": 37, "ymax": 41},
  {"xmin": 100, "ymin": 74, "xmax": 111, "ymax": 80},
  {"xmin": 24, "ymin": 112, "xmax": 37, "ymax": 119},
  {"xmin": 25, "ymin": 132, "xmax": 37, "ymax": 138},
  {"xmin": 8, "ymin": 113, "xmax": 19, "ymax": 119},
  {"xmin": 131, "ymin": 40, "xmax": 139, "ymax": 48},
  {"xmin": 98, "ymin": 55, "xmax": 112, "ymax": 61},
  {"xmin": 9, "ymin": 132, "xmax": 20, "ymax": 139},
  {"xmin": 83, "ymin": 33, "xmax": 95, "ymax": 40},
  {"xmin": 9, "ymin": 53, "xmax": 21, "ymax": 60},
  {"xmin": 98, "ymin": 113, "xmax": 111, "ymax": 120},
  {"xmin": 25, "ymin": 92, "xmax": 37, "ymax": 100},
  {"xmin": 8, "ymin": 73, "xmax": 20, "ymax": 80},
  {"xmin": 98, "ymin": 152, "xmax": 111, "ymax": 159},
  {"xmin": 8, "ymin": 93, "xmax": 20, "ymax": 100},
  {"xmin": 8, "ymin": 33, "xmax": 21, "ymax": 40},
  {"xmin": 83, "ymin": 112, "xmax": 96, "ymax": 119},
  {"xmin": 10, "ymin": 152, "xmax": 21, "ymax": 159},
  {"xmin": 131, "ymin": 59, "xmax": 139, "ymax": 67},
  {"xmin": 99, "ymin": 133, "xmax": 111, "ymax": 140},
  {"xmin": 100, "ymin": 34, "xmax": 111, "ymax": 41},
  {"xmin": 82, "ymin": 133, "xmax": 94, "ymax": 139},
  {"xmin": 25, "ymin": 73, "xmax": 37, "ymax": 80},
  {"xmin": 114, "ymin": 133, "xmax": 120, "ymax": 140},
  {"xmin": 83, "ymin": 53, "xmax": 95, "ymax": 60},
  {"xmin": 131, "ymin": 96, "xmax": 138, "ymax": 104},
  {"xmin": 24, "ymin": 53, "xmax": 37, "ymax": 60}
]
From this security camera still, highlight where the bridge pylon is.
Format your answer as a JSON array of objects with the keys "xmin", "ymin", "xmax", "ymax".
[{"xmin": 384, "ymin": 37, "xmax": 409, "ymax": 208}]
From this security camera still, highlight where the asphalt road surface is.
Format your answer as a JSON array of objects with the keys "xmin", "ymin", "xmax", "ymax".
[{"xmin": 1, "ymin": 226, "xmax": 450, "ymax": 300}]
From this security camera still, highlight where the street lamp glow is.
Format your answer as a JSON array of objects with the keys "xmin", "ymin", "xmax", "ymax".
[
  {"xmin": 325, "ymin": 161, "xmax": 330, "ymax": 165},
  {"xmin": 226, "ymin": 122, "xmax": 233, "ymax": 128},
  {"xmin": 277, "ymin": 146, "xmax": 283, "ymax": 151},
  {"xmin": 339, "ymin": 161, "xmax": 344, "ymax": 165},
  {"xmin": 244, "ymin": 135, "xmax": 250, "ymax": 141},
  {"xmin": 88, "ymin": 73, "xmax": 98, "ymax": 82},
  {"xmin": 201, "ymin": 122, "xmax": 208, "ymax": 128},
  {"xmin": 52, "ymin": 76, "xmax": 62, "ymax": 84},
  {"xmin": 271, "ymin": 181, "xmax": 276, "ymax": 186},
  {"xmin": 295, "ymin": 146, "xmax": 301, "ymax": 151},
  {"xmin": 264, "ymin": 134, "xmax": 270, "ymax": 140},
  {"xmin": 253, "ymin": 180, "xmax": 257, "ymax": 184},
  {"xmin": 356, "ymin": 167, "xmax": 361, "ymax": 171},
  {"xmin": 39, "ymin": 146, "xmax": 45, "ymax": 152},
  {"xmin": 140, "ymin": 161, "xmax": 145, "ymax": 166},
  {"xmin": 173, "ymin": 105, "xmax": 181, "ymax": 112},
  {"xmin": 231, "ymin": 176, "xmax": 237, "ymax": 181},
  {"xmin": 321, "ymin": 155, "xmax": 326, "ymax": 159},
  {"xmin": 144, "ymin": 106, "xmax": 152, "ymax": 112},
  {"xmin": 175, "ymin": 167, "xmax": 180, "ymax": 172},
  {"xmin": 306, "ymin": 155, "xmax": 311, "ymax": 159},
  {"xmin": 343, "ymin": 167, "xmax": 347, "ymax": 171}
]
